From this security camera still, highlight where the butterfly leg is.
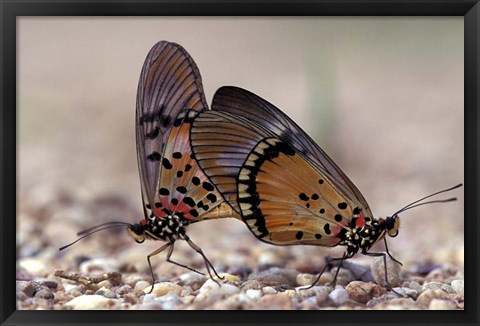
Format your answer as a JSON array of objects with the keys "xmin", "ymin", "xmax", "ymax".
[
  {"xmin": 383, "ymin": 237, "xmax": 403, "ymax": 266},
  {"xmin": 303, "ymin": 253, "xmax": 348, "ymax": 290},
  {"xmin": 146, "ymin": 241, "xmax": 171, "ymax": 293},
  {"xmin": 183, "ymin": 234, "xmax": 225, "ymax": 286},
  {"xmin": 165, "ymin": 240, "xmax": 206, "ymax": 276},
  {"xmin": 364, "ymin": 251, "xmax": 404, "ymax": 297}
]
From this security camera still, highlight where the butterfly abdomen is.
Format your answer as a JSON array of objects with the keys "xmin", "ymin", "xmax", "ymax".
[{"xmin": 338, "ymin": 213, "xmax": 385, "ymax": 257}]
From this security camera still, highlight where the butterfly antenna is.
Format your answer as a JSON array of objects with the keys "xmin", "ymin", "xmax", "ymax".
[
  {"xmin": 391, "ymin": 183, "xmax": 462, "ymax": 217},
  {"xmin": 59, "ymin": 221, "xmax": 133, "ymax": 251}
]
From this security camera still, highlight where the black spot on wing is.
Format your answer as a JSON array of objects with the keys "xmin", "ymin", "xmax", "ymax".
[
  {"xmin": 147, "ymin": 151, "xmax": 161, "ymax": 161},
  {"xmin": 162, "ymin": 158, "xmax": 173, "ymax": 170}
]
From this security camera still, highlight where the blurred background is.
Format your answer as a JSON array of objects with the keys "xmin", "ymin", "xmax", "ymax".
[{"xmin": 18, "ymin": 17, "xmax": 463, "ymax": 280}]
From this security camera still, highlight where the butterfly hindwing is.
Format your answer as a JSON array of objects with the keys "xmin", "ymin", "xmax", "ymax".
[{"xmin": 238, "ymin": 137, "xmax": 353, "ymax": 246}]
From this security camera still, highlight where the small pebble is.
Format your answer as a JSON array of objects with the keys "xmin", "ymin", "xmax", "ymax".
[
  {"xmin": 65, "ymin": 295, "xmax": 114, "ymax": 310},
  {"xmin": 16, "ymin": 281, "xmax": 36, "ymax": 297},
  {"xmin": 214, "ymin": 273, "xmax": 241, "ymax": 284},
  {"xmin": 16, "ymin": 292, "xmax": 28, "ymax": 301},
  {"xmin": 345, "ymin": 281, "xmax": 386, "ymax": 303},
  {"xmin": 34, "ymin": 289, "xmax": 54, "ymax": 300},
  {"xmin": 245, "ymin": 289, "xmax": 262, "ymax": 300},
  {"xmin": 97, "ymin": 280, "xmax": 112, "ymax": 289},
  {"xmin": 95, "ymin": 287, "xmax": 118, "ymax": 299},
  {"xmin": 144, "ymin": 282, "xmax": 183, "ymax": 296},
  {"xmin": 209, "ymin": 293, "xmax": 251, "ymax": 310},
  {"xmin": 316, "ymin": 272, "xmax": 334, "ymax": 286},
  {"xmin": 450, "ymin": 279, "xmax": 464, "ymax": 295},
  {"xmin": 328, "ymin": 287, "xmax": 349, "ymax": 305},
  {"xmin": 116, "ymin": 284, "xmax": 132, "ymax": 295},
  {"xmin": 257, "ymin": 293, "xmax": 293, "ymax": 310},
  {"xmin": 416, "ymin": 289, "xmax": 438, "ymax": 307},
  {"xmin": 198, "ymin": 279, "xmax": 240, "ymax": 296},
  {"xmin": 262, "ymin": 286, "xmax": 278, "ymax": 295},
  {"xmin": 142, "ymin": 293, "xmax": 156, "ymax": 304},
  {"xmin": 392, "ymin": 287, "xmax": 418, "ymax": 298},
  {"xmin": 296, "ymin": 273, "xmax": 316, "ymax": 286},
  {"xmin": 123, "ymin": 274, "xmax": 146, "ymax": 287},
  {"xmin": 66, "ymin": 285, "xmax": 86, "ymax": 297},
  {"xmin": 134, "ymin": 280, "xmax": 150, "ymax": 292},
  {"xmin": 370, "ymin": 255, "xmax": 401, "ymax": 287},
  {"xmin": 422, "ymin": 281, "xmax": 454, "ymax": 294},
  {"xmin": 429, "ymin": 299, "xmax": 457, "ymax": 310},
  {"xmin": 154, "ymin": 293, "xmax": 181, "ymax": 310},
  {"xmin": 240, "ymin": 279, "xmax": 263, "ymax": 291},
  {"xmin": 18, "ymin": 258, "xmax": 47, "ymax": 276},
  {"xmin": 408, "ymin": 281, "xmax": 422, "ymax": 292},
  {"xmin": 178, "ymin": 272, "xmax": 207, "ymax": 288},
  {"xmin": 122, "ymin": 293, "xmax": 138, "ymax": 305},
  {"xmin": 36, "ymin": 280, "xmax": 58, "ymax": 289}
]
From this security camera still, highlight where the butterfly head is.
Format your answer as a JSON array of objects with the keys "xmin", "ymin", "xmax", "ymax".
[
  {"xmin": 379, "ymin": 214, "xmax": 400, "ymax": 238},
  {"xmin": 127, "ymin": 220, "xmax": 148, "ymax": 243}
]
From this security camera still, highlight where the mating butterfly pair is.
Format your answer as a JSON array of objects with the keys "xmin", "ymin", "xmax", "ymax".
[{"xmin": 61, "ymin": 41, "xmax": 461, "ymax": 293}]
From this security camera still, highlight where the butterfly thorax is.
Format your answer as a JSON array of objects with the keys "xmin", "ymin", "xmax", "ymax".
[
  {"xmin": 338, "ymin": 212, "xmax": 387, "ymax": 258},
  {"xmin": 128, "ymin": 214, "xmax": 189, "ymax": 243}
]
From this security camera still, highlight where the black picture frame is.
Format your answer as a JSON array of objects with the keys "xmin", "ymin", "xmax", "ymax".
[{"xmin": 1, "ymin": 1, "xmax": 478, "ymax": 325}]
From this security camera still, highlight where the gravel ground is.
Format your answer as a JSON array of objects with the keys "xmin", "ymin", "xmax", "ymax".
[{"xmin": 16, "ymin": 186, "xmax": 464, "ymax": 310}]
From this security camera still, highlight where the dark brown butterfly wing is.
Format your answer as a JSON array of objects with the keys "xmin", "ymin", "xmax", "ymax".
[
  {"xmin": 210, "ymin": 86, "xmax": 372, "ymax": 216},
  {"xmin": 136, "ymin": 41, "xmax": 208, "ymax": 208}
]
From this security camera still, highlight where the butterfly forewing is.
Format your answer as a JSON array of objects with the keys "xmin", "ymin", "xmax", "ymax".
[
  {"xmin": 136, "ymin": 41, "xmax": 208, "ymax": 207},
  {"xmin": 210, "ymin": 86, "xmax": 372, "ymax": 216}
]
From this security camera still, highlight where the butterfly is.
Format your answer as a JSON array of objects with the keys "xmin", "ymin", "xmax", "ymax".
[
  {"xmin": 60, "ymin": 41, "xmax": 240, "ymax": 287},
  {"xmin": 188, "ymin": 85, "xmax": 462, "ymax": 292}
]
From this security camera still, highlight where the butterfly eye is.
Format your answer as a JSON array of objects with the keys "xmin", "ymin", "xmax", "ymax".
[
  {"xmin": 386, "ymin": 215, "xmax": 400, "ymax": 238},
  {"xmin": 127, "ymin": 223, "xmax": 146, "ymax": 243}
]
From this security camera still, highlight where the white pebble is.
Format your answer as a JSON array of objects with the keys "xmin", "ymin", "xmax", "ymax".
[
  {"xmin": 144, "ymin": 282, "xmax": 183, "ymax": 296},
  {"xmin": 154, "ymin": 293, "xmax": 181, "ymax": 310},
  {"xmin": 261, "ymin": 286, "xmax": 278, "ymax": 295},
  {"xmin": 178, "ymin": 272, "xmax": 206, "ymax": 285},
  {"xmin": 328, "ymin": 288, "xmax": 349, "ymax": 305},
  {"xmin": 451, "ymin": 280, "xmax": 464, "ymax": 295},
  {"xmin": 134, "ymin": 280, "xmax": 151, "ymax": 292},
  {"xmin": 65, "ymin": 295, "xmax": 113, "ymax": 310},
  {"xmin": 142, "ymin": 293, "xmax": 156, "ymax": 304},
  {"xmin": 429, "ymin": 299, "xmax": 457, "ymax": 310},
  {"xmin": 198, "ymin": 279, "xmax": 240, "ymax": 296},
  {"xmin": 245, "ymin": 289, "xmax": 262, "ymax": 300},
  {"xmin": 18, "ymin": 258, "xmax": 47, "ymax": 276}
]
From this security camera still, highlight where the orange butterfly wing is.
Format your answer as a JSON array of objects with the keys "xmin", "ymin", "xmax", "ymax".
[{"xmin": 191, "ymin": 111, "xmax": 364, "ymax": 246}]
